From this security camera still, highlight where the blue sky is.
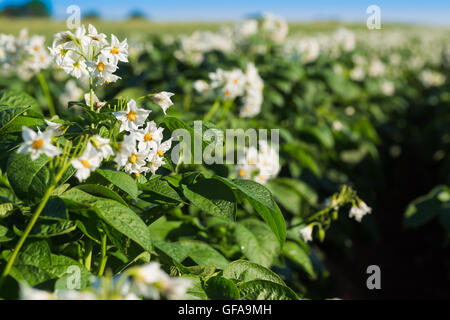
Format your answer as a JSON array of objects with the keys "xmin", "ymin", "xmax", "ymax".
[{"xmin": 2, "ymin": 0, "xmax": 450, "ymax": 25}]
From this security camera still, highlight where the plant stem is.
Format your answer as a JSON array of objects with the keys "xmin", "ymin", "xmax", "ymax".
[
  {"xmin": 0, "ymin": 184, "xmax": 55, "ymax": 287},
  {"xmin": 84, "ymin": 239, "xmax": 92, "ymax": 271},
  {"xmin": 97, "ymin": 233, "xmax": 108, "ymax": 277},
  {"xmin": 203, "ymin": 99, "xmax": 221, "ymax": 122},
  {"xmin": 37, "ymin": 72, "xmax": 56, "ymax": 117},
  {"xmin": 89, "ymin": 77, "xmax": 94, "ymax": 112}
]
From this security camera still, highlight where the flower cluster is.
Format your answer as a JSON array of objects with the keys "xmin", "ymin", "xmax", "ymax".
[
  {"xmin": 419, "ymin": 69, "xmax": 446, "ymax": 87},
  {"xmin": 49, "ymin": 24, "xmax": 128, "ymax": 84},
  {"xmin": 20, "ymin": 262, "xmax": 192, "ymax": 300},
  {"xmin": 195, "ymin": 63, "xmax": 264, "ymax": 118},
  {"xmin": 349, "ymin": 200, "xmax": 372, "ymax": 222},
  {"xmin": 0, "ymin": 29, "xmax": 51, "ymax": 80},
  {"xmin": 259, "ymin": 13, "xmax": 289, "ymax": 44},
  {"xmin": 233, "ymin": 13, "xmax": 288, "ymax": 44},
  {"xmin": 17, "ymin": 93, "xmax": 175, "ymax": 182},
  {"xmin": 299, "ymin": 195, "xmax": 372, "ymax": 242},
  {"xmin": 174, "ymin": 31, "xmax": 234, "ymax": 65},
  {"xmin": 112, "ymin": 97, "xmax": 174, "ymax": 176},
  {"xmin": 235, "ymin": 140, "xmax": 280, "ymax": 185}
]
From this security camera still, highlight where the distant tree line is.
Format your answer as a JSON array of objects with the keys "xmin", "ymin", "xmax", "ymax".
[
  {"xmin": 0, "ymin": 0, "xmax": 50, "ymax": 17},
  {"xmin": 0, "ymin": 1, "xmax": 148, "ymax": 20}
]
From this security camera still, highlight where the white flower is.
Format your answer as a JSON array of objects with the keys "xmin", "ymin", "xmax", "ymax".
[
  {"xmin": 45, "ymin": 120, "xmax": 64, "ymax": 137},
  {"xmin": 87, "ymin": 53, "xmax": 119, "ymax": 84},
  {"xmin": 103, "ymin": 34, "xmax": 128, "ymax": 64},
  {"xmin": 350, "ymin": 66, "xmax": 365, "ymax": 81},
  {"xmin": 146, "ymin": 152, "xmax": 166, "ymax": 174},
  {"xmin": 114, "ymin": 99, "xmax": 151, "ymax": 132},
  {"xmin": 91, "ymin": 135, "xmax": 114, "ymax": 160},
  {"xmin": 87, "ymin": 24, "xmax": 108, "ymax": 47},
  {"xmin": 114, "ymin": 133, "xmax": 137, "ymax": 168},
  {"xmin": 332, "ymin": 120, "xmax": 343, "ymax": 131},
  {"xmin": 381, "ymin": 81, "xmax": 395, "ymax": 96},
  {"xmin": 61, "ymin": 56, "xmax": 89, "ymax": 79},
  {"xmin": 84, "ymin": 91, "xmax": 106, "ymax": 111},
  {"xmin": 17, "ymin": 127, "xmax": 61, "ymax": 160},
  {"xmin": 349, "ymin": 200, "xmax": 372, "ymax": 222},
  {"xmin": 261, "ymin": 13, "xmax": 289, "ymax": 44},
  {"xmin": 300, "ymin": 225, "xmax": 313, "ymax": 242},
  {"xmin": 123, "ymin": 149, "xmax": 147, "ymax": 175},
  {"xmin": 71, "ymin": 142, "xmax": 102, "ymax": 182},
  {"xmin": 55, "ymin": 290, "xmax": 97, "ymax": 300},
  {"xmin": 154, "ymin": 138, "xmax": 173, "ymax": 158},
  {"xmin": 151, "ymin": 92, "xmax": 174, "ymax": 114},
  {"xmin": 131, "ymin": 262, "xmax": 191, "ymax": 300},
  {"xmin": 193, "ymin": 80, "xmax": 211, "ymax": 96},
  {"xmin": 419, "ymin": 70, "xmax": 446, "ymax": 87},
  {"xmin": 136, "ymin": 121, "xmax": 164, "ymax": 152},
  {"xmin": 20, "ymin": 286, "xmax": 54, "ymax": 300},
  {"xmin": 235, "ymin": 140, "xmax": 279, "ymax": 184},
  {"xmin": 236, "ymin": 19, "xmax": 258, "ymax": 39}
]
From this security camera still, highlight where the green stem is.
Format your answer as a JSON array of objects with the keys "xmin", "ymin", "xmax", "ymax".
[
  {"xmin": 0, "ymin": 184, "xmax": 55, "ymax": 287},
  {"xmin": 37, "ymin": 72, "xmax": 56, "ymax": 117},
  {"xmin": 203, "ymin": 99, "xmax": 221, "ymax": 122},
  {"xmin": 84, "ymin": 239, "xmax": 92, "ymax": 271},
  {"xmin": 97, "ymin": 233, "xmax": 108, "ymax": 277},
  {"xmin": 219, "ymin": 99, "xmax": 233, "ymax": 121},
  {"xmin": 89, "ymin": 77, "xmax": 94, "ymax": 112}
]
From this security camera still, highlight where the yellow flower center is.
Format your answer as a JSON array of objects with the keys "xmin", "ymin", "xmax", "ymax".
[
  {"xmin": 129, "ymin": 153, "xmax": 137, "ymax": 164},
  {"xmin": 127, "ymin": 111, "xmax": 136, "ymax": 121},
  {"xmin": 33, "ymin": 46, "xmax": 39, "ymax": 52},
  {"xmin": 157, "ymin": 150, "xmax": 164, "ymax": 157},
  {"xmin": 134, "ymin": 172, "xmax": 140, "ymax": 178},
  {"xmin": 144, "ymin": 133, "xmax": 153, "ymax": 141},
  {"xmin": 224, "ymin": 90, "xmax": 231, "ymax": 97},
  {"xmin": 32, "ymin": 138, "xmax": 44, "ymax": 149},
  {"xmin": 233, "ymin": 78, "xmax": 239, "ymax": 84},
  {"xmin": 111, "ymin": 47, "xmax": 119, "ymax": 55},
  {"xmin": 92, "ymin": 36, "xmax": 100, "ymax": 41},
  {"xmin": 238, "ymin": 169, "xmax": 246, "ymax": 177},
  {"xmin": 81, "ymin": 159, "xmax": 91, "ymax": 168},
  {"xmin": 97, "ymin": 62, "xmax": 104, "ymax": 72},
  {"xmin": 40, "ymin": 56, "xmax": 45, "ymax": 63}
]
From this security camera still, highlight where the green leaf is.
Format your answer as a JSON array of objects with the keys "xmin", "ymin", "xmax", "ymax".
[
  {"xmin": 95, "ymin": 169, "xmax": 138, "ymax": 199},
  {"xmin": 154, "ymin": 240, "xmax": 189, "ymax": 263},
  {"xmin": 0, "ymin": 106, "xmax": 30, "ymax": 133},
  {"xmin": 238, "ymin": 280, "xmax": 298, "ymax": 300},
  {"xmin": 223, "ymin": 260, "xmax": 285, "ymax": 286},
  {"xmin": 234, "ymin": 219, "xmax": 280, "ymax": 267},
  {"xmin": 0, "ymin": 224, "xmax": 14, "ymax": 242},
  {"xmin": 1, "ymin": 240, "xmax": 53, "ymax": 286},
  {"xmin": 95, "ymin": 199, "xmax": 153, "ymax": 252},
  {"xmin": 0, "ymin": 115, "xmax": 45, "ymax": 133},
  {"xmin": 76, "ymin": 184, "xmax": 128, "ymax": 206},
  {"xmin": 403, "ymin": 186, "xmax": 447, "ymax": 229},
  {"xmin": 180, "ymin": 240, "xmax": 229, "ymax": 269},
  {"xmin": 7, "ymin": 153, "xmax": 49, "ymax": 203},
  {"xmin": 282, "ymin": 241, "xmax": 316, "ymax": 279},
  {"xmin": 52, "ymin": 255, "xmax": 91, "ymax": 290},
  {"xmin": 205, "ymin": 276, "xmax": 240, "ymax": 300},
  {"xmin": 0, "ymin": 89, "xmax": 41, "ymax": 116},
  {"xmin": 40, "ymin": 197, "xmax": 69, "ymax": 220},
  {"xmin": 182, "ymin": 178, "xmax": 236, "ymax": 221},
  {"xmin": 24, "ymin": 220, "xmax": 76, "ymax": 238},
  {"xmin": 139, "ymin": 178, "xmax": 182, "ymax": 204},
  {"xmin": 61, "ymin": 188, "xmax": 153, "ymax": 252},
  {"xmin": 215, "ymin": 177, "xmax": 286, "ymax": 247}
]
